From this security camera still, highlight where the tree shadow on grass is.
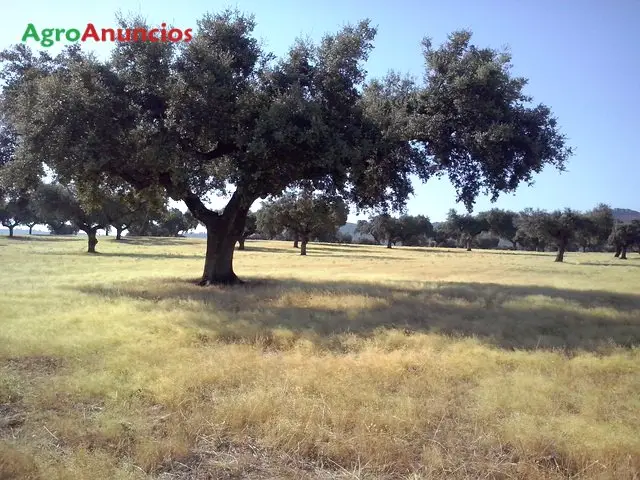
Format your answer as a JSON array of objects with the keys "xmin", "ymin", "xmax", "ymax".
[
  {"xmin": 1, "ymin": 235, "xmax": 78, "ymax": 242},
  {"xmin": 75, "ymin": 277, "xmax": 640, "ymax": 353},
  {"xmin": 37, "ymin": 251, "xmax": 203, "ymax": 260},
  {"xmin": 419, "ymin": 247, "xmax": 556, "ymax": 258},
  {"xmin": 572, "ymin": 261, "xmax": 640, "ymax": 268},
  {"xmin": 118, "ymin": 236, "xmax": 203, "ymax": 246},
  {"xmin": 240, "ymin": 246, "xmax": 409, "ymax": 261}
]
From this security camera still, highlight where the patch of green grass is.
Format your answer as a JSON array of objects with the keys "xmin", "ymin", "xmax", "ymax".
[{"xmin": 1, "ymin": 235, "xmax": 639, "ymax": 479}]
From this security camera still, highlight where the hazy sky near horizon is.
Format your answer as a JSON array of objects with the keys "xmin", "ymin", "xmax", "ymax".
[{"xmin": 2, "ymin": 0, "xmax": 639, "ymax": 227}]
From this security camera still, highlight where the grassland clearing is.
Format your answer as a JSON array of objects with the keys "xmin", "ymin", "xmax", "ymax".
[{"xmin": 1, "ymin": 235, "xmax": 639, "ymax": 479}]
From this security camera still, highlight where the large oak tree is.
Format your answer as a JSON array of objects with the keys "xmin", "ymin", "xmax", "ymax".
[{"xmin": 2, "ymin": 13, "xmax": 572, "ymax": 284}]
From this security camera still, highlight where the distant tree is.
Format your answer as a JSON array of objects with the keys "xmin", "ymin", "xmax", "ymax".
[
  {"xmin": 160, "ymin": 209, "xmax": 199, "ymax": 237},
  {"xmin": 432, "ymin": 224, "xmax": 455, "ymax": 248},
  {"xmin": 337, "ymin": 232, "xmax": 353, "ymax": 244},
  {"xmin": 514, "ymin": 208, "xmax": 548, "ymax": 252},
  {"xmin": 261, "ymin": 191, "xmax": 349, "ymax": 255},
  {"xmin": 536, "ymin": 209, "xmax": 582, "ymax": 262},
  {"xmin": 102, "ymin": 189, "xmax": 166, "ymax": 240},
  {"xmin": 609, "ymin": 220, "xmax": 640, "ymax": 259},
  {"xmin": 575, "ymin": 204, "xmax": 615, "ymax": 252},
  {"xmin": 47, "ymin": 221, "xmax": 79, "ymax": 235},
  {"xmin": 354, "ymin": 219, "xmax": 379, "ymax": 244},
  {"xmin": 19, "ymin": 197, "xmax": 41, "ymax": 234},
  {"xmin": 35, "ymin": 183, "xmax": 108, "ymax": 252},
  {"xmin": 475, "ymin": 234, "xmax": 501, "ymax": 250},
  {"xmin": 478, "ymin": 209, "xmax": 518, "ymax": 249},
  {"xmin": 395, "ymin": 215, "xmax": 434, "ymax": 246},
  {"xmin": 0, "ymin": 195, "xmax": 25, "ymax": 237},
  {"xmin": 356, "ymin": 214, "xmax": 403, "ymax": 248},
  {"xmin": 443, "ymin": 209, "xmax": 488, "ymax": 251},
  {"xmin": 128, "ymin": 207, "xmax": 198, "ymax": 237},
  {"xmin": 255, "ymin": 206, "xmax": 281, "ymax": 241},
  {"xmin": 237, "ymin": 212, "xmax": 257, "ymax": 250}
]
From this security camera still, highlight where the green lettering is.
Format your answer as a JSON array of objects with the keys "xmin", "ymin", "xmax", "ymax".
[
  {"xmin": 21, "ymin": 23, "xmax": 40, "ymax": 42},
  {"xmin": 41, "ymin": 28, "xmax": 54, "ymax": 47},
  {"xmin": 66, "ymin": 29, "xmax": 80, "ymax": 42}
]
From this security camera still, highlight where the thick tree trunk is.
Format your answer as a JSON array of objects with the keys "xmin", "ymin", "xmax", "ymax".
[
  {"xmin": 28, "ymin": 224, "xmax": 34, "ymax": 235},
  {"xmin": 614, "ymin": 246, "xmax": 621, "ymax": 257},
  {"xmin": 87, "ymin": 228, "xmax": 99, "ymax": 253},
  {"xmin": 185, "ymin": 189, "xmax": 254, "ymax": 286},
  {"xmin": 582, "ymin": 246, "xmax": 587, "ymax": 253},
  {"xmin": 555, "ymin": 242, "xmax": 566, "ymax": 262},
  {"xmin": 387, "ymin": 239, "xmax": 392, "ymax": 249},
  {"xmin": 8, "ymin": 225, "xmax": 14, "ymax": 237},
  {"xmin": 511, "ymin": 240, "xmax": 517, "ymax": 250},
  {"xmin": 620, "ymin": 246, "xmax": 628, "ymax": 260},
  {"xmin": 201, "ymin": 227, "xmax": 240, "ymax": 284},
  {"xmin": 115, "ymin": 227, "xmax": 124, "ymax": 240},
  {"xmin": 300, "ymin": 236, "xmax": 308, "ymax": 256},
  {"xmin": 466, "ymin": 238, "xmax": 472, "ymax": 251},
  {"xmin": 237, "ymin": 238, "xmax": 246, "ymax": 250},
  {"xmin": 293, "ymin": 234, "xmax": 299, "ymax": 248}
]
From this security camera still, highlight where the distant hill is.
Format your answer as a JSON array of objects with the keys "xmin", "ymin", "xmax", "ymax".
[{"xmin": 612, "ymin": 208, "xmax": 640, "ymax": 222}]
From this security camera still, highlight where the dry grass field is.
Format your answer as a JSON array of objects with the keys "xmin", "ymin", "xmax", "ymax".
[{"xmin": 1, "ymin": 235, "xmax": 639, "ymax": 479}]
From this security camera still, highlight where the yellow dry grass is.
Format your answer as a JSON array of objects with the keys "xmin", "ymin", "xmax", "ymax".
[{"xmin": 1, "ymin": 235, "xmax": 639, "ymax": 479}]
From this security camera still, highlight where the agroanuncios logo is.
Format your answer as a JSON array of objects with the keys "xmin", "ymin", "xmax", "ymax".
[{"xmin": 21, "ymin": 23, "xmax": 193, "ymax": 47}]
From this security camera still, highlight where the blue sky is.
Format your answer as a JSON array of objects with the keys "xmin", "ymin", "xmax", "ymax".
[{"xmin": 2, "ymin": 0, "xmax": 639, "ymax": 225}]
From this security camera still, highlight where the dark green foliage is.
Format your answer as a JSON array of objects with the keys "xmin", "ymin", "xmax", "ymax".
[
  {"xmin": 355, "ymin": 214, "xmax": 401, "ymax": 248},
  {"xmin": 609, "ymin": 220, "xmax": 640, "ymax": 259},
  {"xmin": 442, "ymin": 209, "xmax": 488, "ymax": 250},
  {"xmin": 478, "ymin": 209, "xmax": 517, "ymax": 248},
  {"xmin": 514, "ymin": 209, "xmax": 546, "ymax": 252},
  {"xmin": 35, "ymin": 183, "xmax": 108, "ymax": 252},
  {"xmin": 396, "ymin": 215, "xmax": 434, "ymax": 246},
  {"xmin": 535, "ymin": 209, "xmax": 582, "ymax": 262},
  {"xmin": 47, "ymin": 221, "xmax": 79, "ymax": 235},
  {"xmin": 255, "ymin": 206, "xmax": 281, "ymax": 240},
  {"xmin": 474, "ymin": 234, "xmax": 501, "ymax": 250},
  {"xmin": 355, "ymin": 214, "xmax": 433, "ymax": 247},
  {"xmin": 258, "ymin": 191, "xmax": 349, "ymax": 255},
  {"xmin": 337, "ymin": 232, "xmax": 353, "ymax": 244},
  {"xmin": 0, "ymin": 195, "xmax": 26, "ymax": 237},
  {"xmin": 101, "ymin": 187, "xmax": 167, "ymax": 240},
  {"xmin": 415, "ymin": 32, "xmax": 572, "ymax": 211},
  {"xmin": 237, "ymin": 212, "xmax": 257, "ymax": 250},
  {"xmin": 574, "ymin": 204, "xmax": 615, "ymax": 252},
  {"xmin": 128, "ymin": 207, "xmax": 199, "ymax": 237}
]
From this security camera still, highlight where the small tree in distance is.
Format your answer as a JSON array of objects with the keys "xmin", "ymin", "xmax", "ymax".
[
  {"xmin": 537, "ymin": 209, "xmax": 582, "ymax": 262},
  {"xmin": 35, "ymin": 183, "xmax": 108, "ymax": 253},
  {"xmin": 237, "ymin": 212, "xmax": 257, "ymax": 250},
  {"xmin": 260, "ymin": 191, "xmax": 349, "ymax": 256},
  {"xmin": 478, "ymin": 209, "xmax": 518, "ymax": 249},
  {"xmin": 443, "ymin": 209, "xmax": 488, "ymax": 251},
  {"xmin": 609, "ymin": 220, "xmax": 640, "ymax": 259}
]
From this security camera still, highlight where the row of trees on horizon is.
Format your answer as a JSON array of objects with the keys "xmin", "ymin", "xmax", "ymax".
[{"xmin": 3, "ymin": 182, "xmax": 639, "ymax": 262}]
